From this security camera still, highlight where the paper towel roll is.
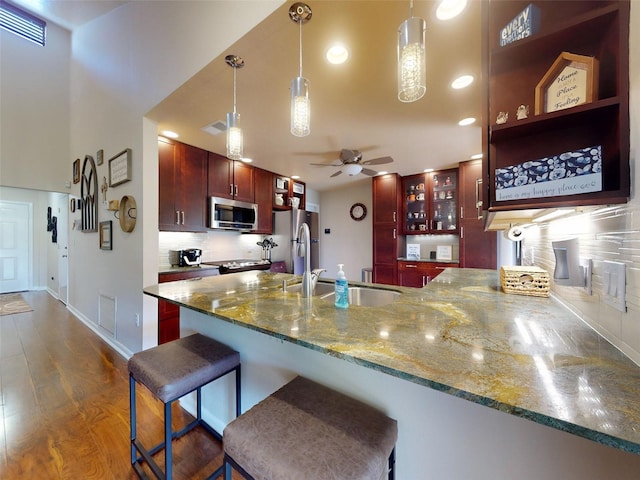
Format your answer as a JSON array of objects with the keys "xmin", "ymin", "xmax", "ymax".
[{"xmin": 505, "ymin": 226, "xmax": 526, "ymax": 242}]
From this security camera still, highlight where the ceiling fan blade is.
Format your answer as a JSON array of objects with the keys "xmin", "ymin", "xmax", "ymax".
[
  {"xmin": 330, "ymin": 170, "xmax": 343, "ymax": 178},
  {"xmin": 362, "ymin": 156, "xmax": 393, "ymax": 166},
  {"xmin": 361, "ymin": 168, "xmax": 379, "ymax": 177},
  {"xmin": 310, "ymin": 162, "xmax": 341, "ymax": 167}
]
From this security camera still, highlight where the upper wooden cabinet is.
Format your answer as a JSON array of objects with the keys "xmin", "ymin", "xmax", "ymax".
[
  {"xmin": 158, "ymin": 138, "xmax": 208, "ymax": 232},
  {"xmin": 403, "ymin": 169, "xmax": 458, "ymax": 234},
  {"xmin": 253, "ymin": 167, "xmax": 274, "ymax": 234},
  {"xmin": 483, "ymin": 1, "xmax": 630, "ymax": 220},
  {"xmin": 208, "ymin": 153, "xmax": 255, "ymax": 203}
]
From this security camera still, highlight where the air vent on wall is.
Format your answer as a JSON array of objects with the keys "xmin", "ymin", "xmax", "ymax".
[{"xmin": 202, "ymin": 120, "xmax": 227, "ymax": 136}]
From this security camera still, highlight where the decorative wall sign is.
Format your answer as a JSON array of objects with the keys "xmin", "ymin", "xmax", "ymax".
[
  {"xmin": 499, "ymin": 3, "xmax": 540, "ymax": 47},
  {"xmin": 535, "ymin": 52, "xmax": 599, "ymax": 115},
  {"xmin": 73, "ymin": 159, "xmax": 80, "ymax": 184},
  {"xmin": 99, "ymin": 221, "xmax": 112, "ymax": 250},
  {"xmin": 407, "ymin": 244, "xmax": 420, "ymax": 260},
  {"xmin": 108, "ymin": 148, "xmax": 132, "ymax": 187},
  {"xmin": 81, "ymin": 154, "xmax": 98, "ymax": 232},
  {"xmin": 495, "ymin": 145, "xmax": 602, "ymax": 202},
  {"xmin": 96, "ymin": 149, "xmax": 104, "ymax": 166},
  {"xmin": 436, "ymin": 245, "xmax": 452, "ymax": 261}
]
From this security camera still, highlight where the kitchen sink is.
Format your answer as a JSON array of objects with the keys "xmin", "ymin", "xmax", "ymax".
[
  {"xmin": 285, "ymin": 281, "xmax": 335, "ymax": 296},
  {"xmin": 321, "ymin": 286, "xmax": 401, "ymax": 307}
]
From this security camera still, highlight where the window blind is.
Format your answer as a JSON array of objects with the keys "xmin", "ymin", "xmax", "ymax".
[{"xmin": 0, "ymin": 0, "xmax": 46, "ymax": 46}]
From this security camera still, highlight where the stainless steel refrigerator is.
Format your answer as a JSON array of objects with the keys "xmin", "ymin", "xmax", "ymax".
[{"xmin": 272, "ymin": 209, "xmax": 319, "ymax": 274}]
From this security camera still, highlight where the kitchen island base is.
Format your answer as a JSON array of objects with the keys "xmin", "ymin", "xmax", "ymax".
[{"xmin": 180, "ymin": 308, "xmax": 640, "ymax": 480}]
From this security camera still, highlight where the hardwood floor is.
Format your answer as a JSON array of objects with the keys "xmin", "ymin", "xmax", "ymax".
[{"xmin": 0, "ymin": 291, "xmax": 231, "ymax": 479}]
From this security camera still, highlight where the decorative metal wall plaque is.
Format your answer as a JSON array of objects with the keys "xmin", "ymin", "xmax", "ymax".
[{"xmin": 81, "ymin": 154, "xmax": 98, "ymax": 232}]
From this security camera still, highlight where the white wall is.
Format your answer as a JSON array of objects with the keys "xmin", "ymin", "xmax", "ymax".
[
  {"xmin": 0, "ymin": 21, "xmax": 70, "ymax": 192},
  {"xmin": 319, "ymin": 180, "xmax": 372, "ymax": 281},
  {"xmin": 65, "ymin": 1, "xmax": 283, "ymax": 354}
]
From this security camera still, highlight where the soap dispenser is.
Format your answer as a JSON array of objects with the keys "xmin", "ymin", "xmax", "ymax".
[{"xmin": 335, "ymin": 264, "xmax": 349, "ymax": 309}]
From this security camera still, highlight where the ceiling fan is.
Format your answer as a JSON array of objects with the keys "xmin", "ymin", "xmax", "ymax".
[{"xmin": 311, "ymin": 149, "xmax": 393, "ymax": 178}]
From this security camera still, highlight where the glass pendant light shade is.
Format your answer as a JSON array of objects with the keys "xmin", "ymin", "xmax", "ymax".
[
  {"xmin": 226, "ymin": 111, "xmax": 243, "ymax": 160},
  {"xmin": 343, "ymin": 163, "xmax": 363, "ymax": 176},
  {"xmin": 398, "ymin": 16, "xmax": 426, "ymax": 102},
  {"xmin": 291, "ymin": 76, "xmax": 310, "ymax": 137}
]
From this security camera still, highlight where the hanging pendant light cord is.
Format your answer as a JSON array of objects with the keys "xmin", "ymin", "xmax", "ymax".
[
  {"xmin": 233, "ymin": 66, "xmax": 237, "ymax": 114},
  {"xmin": 298, "ymin": 19, "xmax": 303, "ymax": 78}
]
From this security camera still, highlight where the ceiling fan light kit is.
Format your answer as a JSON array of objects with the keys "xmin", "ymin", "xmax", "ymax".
[
  {"xmin": 289, "ymin": 2, "xmax": 312, "ymax": 137},
  {"xmin": 225, "ymin": 54, "xmax": 244, "ymax": 160},
  {"xmin": 343, "ymin": 163, "xmax": 363, "ymax": 176},
  {"xmin": 398, "ymin": 1, "xmax": 426, "ymax": 103}
]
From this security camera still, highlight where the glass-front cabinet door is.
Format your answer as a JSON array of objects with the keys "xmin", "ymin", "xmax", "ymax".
[
  {"xmin": 403, "ymin": 174, "xmax": 428, "ymax": 233},
  {"xmin": 430, "ymin": 169, "xmax": 458, "ymax": 233},
  {"xmin": 403, "ymin": 168, "xmax": 458, "ymax": 235}
]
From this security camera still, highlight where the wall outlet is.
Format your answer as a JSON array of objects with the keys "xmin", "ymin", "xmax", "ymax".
[
  {"xmin": 135, "ymin": 313, "xmax": 140, "ymax": 327},
  {"xmin": 602, "ymin": 261, "xmax": 626, "ymax": 312}
]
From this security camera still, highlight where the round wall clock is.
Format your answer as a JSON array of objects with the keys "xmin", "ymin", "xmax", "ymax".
[{"xmin": 349, "ymin": 203, "xmax": 367, "ymax": 221}]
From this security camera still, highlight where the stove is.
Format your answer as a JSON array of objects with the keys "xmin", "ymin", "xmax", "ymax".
[{"xmin": 202, "ymin": 259, "xmax": 272, "ymax": 274}]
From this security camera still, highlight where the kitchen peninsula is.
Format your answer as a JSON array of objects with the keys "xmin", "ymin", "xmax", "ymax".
[{"xmin": 143, "ymin": 269, "xmax": 640, "ymax": 479}]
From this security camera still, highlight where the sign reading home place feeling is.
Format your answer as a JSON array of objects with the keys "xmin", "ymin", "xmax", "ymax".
[
  {"xmin": 495, "ymin": 146, "xmax": 603, "ymax": 202},
  {"xmin": 500, "ymin": 3, "xmax": 541, "ymax": 47}
]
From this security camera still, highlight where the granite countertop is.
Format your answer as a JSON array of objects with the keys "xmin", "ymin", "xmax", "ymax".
[
  {"xmin": 143, "ymin": 268, "xmax": 640, "ymax": 454},
  {"xmin": 159, "ymin": 264, "xmax": 219, "ymax": 275}
]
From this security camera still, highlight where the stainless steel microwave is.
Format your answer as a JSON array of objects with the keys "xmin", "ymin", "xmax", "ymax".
[{"xmin": 209, "ymin": 196, "xmax": 258, "ymax": 232}]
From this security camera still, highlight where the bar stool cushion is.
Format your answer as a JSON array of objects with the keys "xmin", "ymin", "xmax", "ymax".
[
  {"xmin": 128, "ymin": 333, "xmax": 240, "ymax": 403},
  {"xmin": 224, "ymin": 376, "xmax": 398, "ymax": 480}
]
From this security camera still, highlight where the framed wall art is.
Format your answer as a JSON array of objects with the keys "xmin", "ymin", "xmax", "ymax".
[
  {"xmin": 73, "ymin": 158, "xmax": 81, "ymax": 184},
  {"xmin": 99, "ymin": 220, "xmax": 113, "ymax": 250},
  {"xmin": 108, "ymin": 148, "xmax": 132, "ymax": 187}
]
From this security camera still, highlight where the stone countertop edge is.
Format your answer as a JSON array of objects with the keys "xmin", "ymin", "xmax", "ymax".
[
  {"xmin": 397, "ymin": 257, "xmax": 460, "ymax": 264},
  {"xmin": 143, "ymin": 268, "xmax": 640, "ymax": 455}
]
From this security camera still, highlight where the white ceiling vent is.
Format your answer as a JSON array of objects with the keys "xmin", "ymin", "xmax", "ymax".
[{"xmin": 202, "ymin": 120, "xmax": 227, "ymax": 136}]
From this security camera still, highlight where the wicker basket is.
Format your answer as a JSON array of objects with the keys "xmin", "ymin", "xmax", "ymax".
[{"xmin": 500, "ymin": 266, "xmax": 550, "ymax": 297}]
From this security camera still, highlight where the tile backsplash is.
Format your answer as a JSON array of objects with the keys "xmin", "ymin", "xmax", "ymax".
[
  {"xmin": 159, "ymin": 231, "xmax": 266, "ymax": 268},
  {"xmin": 520, "ymin": 202, "xmax": 640, "ymax": 365}
]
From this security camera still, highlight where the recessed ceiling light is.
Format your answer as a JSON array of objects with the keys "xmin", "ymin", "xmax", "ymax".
[
  {"xmin": 291, "ymin": 175, "xmax": 300, "ymax": 179},
  {"xmin": 325, "ymin": 44, "xmax": 349, "ymax": 64},
  {"xmin": 470, "ymin": 153, "xmax": 483, "ymax": 160},
  {"xmin": 423, "ymin": 168, "xmax": 434, "ymax": 173},
  {"xmin": 161, "ymin": 130, "xmax": 179, "ymax": 138},
  {"xmin": 241, "ymin": 157, "xmax": 253, "ymax": 163},
  {"xmin": 458, "ymin": 117, "xmax": 476, "ymax": 126},
  {"xmin": 451, "ymin": 74, "xmax": 474, "ymax": 89},
  {"xmin": 436, "ymin": 0, "xmax": 467, "ymax": 20},
  {"xmin": 377, "ymin": 171, "xmax": 388, "ymax": 176}
]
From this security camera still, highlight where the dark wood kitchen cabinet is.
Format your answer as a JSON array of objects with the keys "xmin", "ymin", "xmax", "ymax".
[
  {"xmin": 372, "ymin": 173, "xmax": 403, "ymax": 285},
  {"xmin": 208, "ymin": 153, "xmax": 254, "ymax": 203},
  {"xmin": 158, "ymin": 137, "xmax": 208, "ymax": 232},
  {"xmin": 158, "ymin": 268, "xmax": 219, "ymax": 344},
  {"xmin": 398, "ymin": 261, "xmax": 457, "ymax": 287},
  {"xmin": 459, "ymin": 159, "xmax": 497, "ymax": 269},
  {"xmin": 253, "ymin": 167, "xmax": 273, "ymax": 234},
  {"xmin": 483, "ymin": 1, "xmax": 630, "ymax": 221}
]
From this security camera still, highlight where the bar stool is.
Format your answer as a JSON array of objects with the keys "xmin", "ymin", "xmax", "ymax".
[
  {"xmin": 128, "ymin": 333, "xmax": 241, "ymax": 479},
  {"xmin": 223, "ymin": 376, "xmax": 397, "ymax": 480}
]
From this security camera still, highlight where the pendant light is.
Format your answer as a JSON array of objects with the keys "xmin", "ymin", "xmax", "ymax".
[
  {"xmin": 289, "ymin": 2, "xmax": 312, "ymax": 137},
  {"xmin": 398, "ymin": 0, "xmax": 426, "ymax": 102},
  {"xmin": 225, "ymin": 54, "xmax": 244, "ymax": 160}
]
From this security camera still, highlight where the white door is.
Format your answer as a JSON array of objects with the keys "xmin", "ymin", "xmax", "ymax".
[
  {"xmin": 57, "ymin": 196, "xmax": 69, "ymax": 304},
  {"xmin": 0, "ymin": 201, "xmax": 30, "ymax": 293}
]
